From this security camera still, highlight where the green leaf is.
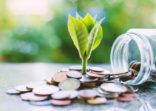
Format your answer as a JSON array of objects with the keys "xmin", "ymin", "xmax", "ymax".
[
  {"xmin": 82, "ymin": 13, "xmax": 95, "ymax": 32},
  {"xmin": 68, "ymin": 15, "xmax": 88, "ymax": 57},
  {"xmin": 92, "ymin": 25, "xmax": 103, "ymax": 50},
  {"xmin": 86, "ymin": 18, "xmax": 103, "ymax": 57}
]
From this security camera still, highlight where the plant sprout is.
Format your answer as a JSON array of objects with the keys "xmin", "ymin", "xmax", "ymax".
[{"xmin": 68, "ymin": 13, "xmax": 104, "ymax": 75}]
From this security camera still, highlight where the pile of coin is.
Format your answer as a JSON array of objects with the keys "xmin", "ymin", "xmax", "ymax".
[{"xmin": 6, "ymin": 65, "xmax": 138, "ymax": 106}]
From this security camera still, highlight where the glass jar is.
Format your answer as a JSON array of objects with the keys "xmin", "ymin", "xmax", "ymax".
[{"xmin": 111, "ymin": 29, "xmax": 156, "ymax": 85}]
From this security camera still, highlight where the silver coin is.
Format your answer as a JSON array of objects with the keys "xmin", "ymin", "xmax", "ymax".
[
  {"xmin": 26, "ymin": 81, "xmax": 46, "ymax": 90},
  {"xmin": 20, "ymin": 92, "xmax": 48, "ymax": 101},
  {"xmin": 80, "ymin": 75, "xmax": 98, "ymax": 83},
  {"xmin": 69, "ymin": 66, "xmax": 82, "ymax": 71},
  {"xmin": 59, "ymin": 67, "xmax": 69, "ymax": 72},
  {"xmin": 6, "ymin": 88, "xmax": 21, "ymax": 95},
  {"xmin": 29, "ymin": 100, "xmax": 51, "ymax": 106},
  {"xmin": 33, "ymin": 85, "xmax": 59, "ymax": 96},
  {"xmin": 59, "ymin": 78, "xmax": 80, "ymax": 90},
  {"xmin": 100, "ymin": 82, "xmax": 127, "ymax": 93},
  {"xmin": 15, "ymin": 85, "xmax": 31, "ymax": 92},
  {"xmin": 79, "ymin": 89, "xmax": 97, "ymax": 98},
  {"xmin": 67, "ymin": 71, "xmax": 82, "ymax": 79},
  {"xmin": 52, "ymin": 91, "xmax": 70, "ymax": 100}
]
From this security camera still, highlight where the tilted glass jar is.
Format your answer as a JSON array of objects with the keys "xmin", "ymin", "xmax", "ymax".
[{"xmin": 111, "ymin": 29, "xmax": 156, "ymax": 85}]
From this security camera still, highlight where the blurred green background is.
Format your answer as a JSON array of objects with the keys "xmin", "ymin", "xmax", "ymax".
[{"xmin": 0, "ymin": 0, "xmax": 156, "ymax": 63}]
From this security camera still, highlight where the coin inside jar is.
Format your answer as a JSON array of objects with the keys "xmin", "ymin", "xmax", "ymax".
[
  {"xmin": 66, "ymin": 71, "xmax": 82, "ymax": 79},
  {"xmin": 100, "ymin": 82, "xmax": 128, "ymax": 93},
  {"xmin": 52, "ymin": 72, "xmax": 68, "ymax": 83},
  {"xmin": 59, "ymin": 78, "xmax": 80, "ymax": 90},
  {"xmin": 33, "ymin": 85, "xmax": 59, "ymax": 96},
  {"xmin": 87, "ymin": 97, "xmax": 107, "ymax": 104},
  {"xmin": 51, "ymin": 99, "xmax": 71, "ymax": 106}
]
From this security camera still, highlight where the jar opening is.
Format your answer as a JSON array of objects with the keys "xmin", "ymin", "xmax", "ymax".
[{"xmin": 111, "ymin": 33, "xmax": 154, "ymax": 85}]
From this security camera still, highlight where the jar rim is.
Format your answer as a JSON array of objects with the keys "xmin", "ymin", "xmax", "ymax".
[{"xmin": 111, "ymin": 31, "xmax": 154, "ymax": 85}]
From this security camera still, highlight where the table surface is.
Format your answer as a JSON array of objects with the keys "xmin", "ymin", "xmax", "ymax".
[{"xmin": 0, "ymin": 63, "xmax": 156, "ymax": 111}]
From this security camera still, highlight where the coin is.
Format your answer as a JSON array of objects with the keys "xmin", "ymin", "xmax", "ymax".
[
  {"xmin": 52, "ymin": 91, "xmax": 70, "ymax": 100},
  {"xmin": 29, "ymin": 100, "xmax": 51, "ymax": 106},
  {"xmin": 51, "ymin": 99, "xmax": 71, "ymax": 106},
  {"xmin": 95, "ymin": 69, "xmax": 111, "ymax": 75},
  {"xmin": 66, "ymin": 71, "xmax": 82, "ymax": 79},
  {"xmin": 79, "ymin": 89, "xmax": 97, "ymax": 99},
  {"xmin": 69, "ymin": 66, "xmax": 82, "ymax": 71},
  {"xmin": 52, "ymin": 72, "xmax": 68, "ymax": 83},
  {"xmin": 117, "ymin": 93, "xmax": 136, "ymax": 102},
  {"xmin": 96, "ymin": 88, "xmax": 118, "ymax": 99},
  {"xmin": 59, "ymin": 78, "xmax": 80, "ymax": 90},
  {"xmin": 87, "ymin": 97, "xmax": 107, "ymax": 104},
  {"xmin": 100, "ymin": 82, "xmax": 127, "ymax": 93},
  {"xmin": 87, "ymin": 71, "xmax": 104, "ymax": 78},
  {"xmin": 33, "ymin": 85, "xmax": 59, "ymax": 96},
  {"xmin": 52, "ymin": 72, "xmax": 67, "ymax": 82},
  {"xmin": 59, "ymin": 67, "xmax": 69, "ymax": 72},
  {"xmin": 15, "ymin": 85, "xmax": 31, "ymax": 92},
  {"xmin": 68, "ymin": 90, "xmax": 78, "ymax": 99},
  {"xmin": 26, "ymin": 81, "xmax": 46, "ymax": 90},
  {"xmin": 80, "ymin": 75, "xmax": 98, "ymax": 83},
  {"xmin": 6, "ymin": 88, "xmax": 21, "ymax": 95},
  {"xmin": 120, "ymin": 92, "xmax": 138, "ymax": 98},
  {"xmin": 89, "ymin": 67, "xmax": 104, "ymax": 72},
  {"xmin": 20, "ymin": 92, "xmax": 48, "ymax": 101}
]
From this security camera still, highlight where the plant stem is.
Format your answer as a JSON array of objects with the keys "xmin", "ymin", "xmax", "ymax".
[{"xmin": 82, "ymin": 57, "xmax": 88, "ymax": 75}]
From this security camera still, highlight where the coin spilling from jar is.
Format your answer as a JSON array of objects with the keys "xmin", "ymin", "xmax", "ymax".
[{"xmin": 6, "ymin": 62, "xmax": 140, "ymax": 106}]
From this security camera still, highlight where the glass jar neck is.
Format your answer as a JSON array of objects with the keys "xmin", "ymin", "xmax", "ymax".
[{"xmin": 111, "ymin": 31, "xmax": 154, "ymax": 85}]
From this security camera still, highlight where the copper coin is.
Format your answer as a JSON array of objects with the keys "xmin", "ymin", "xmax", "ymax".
[
  {"xmin": 95, "ymin": 69, "xmax": 111, "ymax": 75},
  {"xmin": 87, "ymin": 97, "xmax": 107, "ymax": 104},
  {"xmin": 100, "ymin": 83, "xmax": 127, "ymax": 93},
  {"xmin": 79, "ymin": 89, "xmax": 97, "ymax": 99},
  {"xmin": 89, "ymin": 67, "xmax": 104, "ymax": 72},
  {"xmin": 51, "ymin": 99, "xmax": 71, "ymax": 106},
  {"xmin": 87, "ymin": 71, "xmax": 104, "ymax": 78},
  {"xmin": 52, "ymin": 91, "xmax": 70, "ymax": 100},
  {"xmin": 6, "ymin": 89, "xmax": 21, "ymax": 95},
  {"xmin": 33, "ymin": 85, "xmax": 59, "ymax": 96},
  {"xmin": 29, "ymin": 100, "xmax": 51, "ymax": 106},
  {"xmin": 52, "ymin": 72, "xmax": 68, "ymax": 83},
  {"xmin": 59, "ymin": 78, "xmax": 80, "ymax": 90},
  {"xmin": 20, "ymin": 92, "xmax": 48, "ymax": 101},
  {"xmin": 117, "ymin": 95, "xmax": 135, "ymax": 102},
  {"xmin": 15, "ymin": 85, "xmax": 31, "ymax": 92},
  {"xmin": 26, "ymin": 81, "xmax": 46, "ymax": 90},
  {"xmin": 67, "ymin": 71, "xmax": 82, "ymax": 79},
  {"xmin": 120, "ymin": 92, "xmax": 138, "ymax": 98}
]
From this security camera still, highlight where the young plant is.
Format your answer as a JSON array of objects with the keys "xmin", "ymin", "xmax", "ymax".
[{"xmin": 68, "ymin": 13, "xmax": 104, "ymax": 75}]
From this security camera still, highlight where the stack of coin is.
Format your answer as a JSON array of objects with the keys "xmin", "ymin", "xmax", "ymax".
[{"xmin": 6, "ymin": 66, "xmax": 139, "ymax": 106}]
